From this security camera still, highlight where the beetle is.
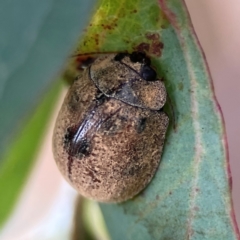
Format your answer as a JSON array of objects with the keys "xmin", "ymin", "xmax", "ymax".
[{"xmin": 52, "ymin": 52, "xmax": 169, "ymax": 202}]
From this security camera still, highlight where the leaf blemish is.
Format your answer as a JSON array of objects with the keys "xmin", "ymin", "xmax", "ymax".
[{"xmin": 134, "ymin": 43, "xmax": 150, "ymax": 52}]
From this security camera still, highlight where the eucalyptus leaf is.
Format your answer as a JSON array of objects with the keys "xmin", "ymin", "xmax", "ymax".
[
  {"xmin": 0, "ymin": 81, "xmax": 62, "ymax": 227},
  {"xmin": 0, "ymin": 0, "xmax": 97, "ymax": 160},
  {"xmin": 76, "ymin": 0, "xmax": 240, "ymax": 239},
  {"xmin": 0, "ymin": 0, "xmax": 97, "ymax": 229}
]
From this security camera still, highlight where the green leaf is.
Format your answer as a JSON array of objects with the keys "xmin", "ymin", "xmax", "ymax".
[
  {"xmin": 0, "ymin": 0, "xmax": 97, "ymax": 161},
  {"xmin": 0, "ymin": 82, "xmax": 62, "ymax": 227},
  {"xmin": 77, "ymin": 0, "xmax": 240, "ymax": 239}
]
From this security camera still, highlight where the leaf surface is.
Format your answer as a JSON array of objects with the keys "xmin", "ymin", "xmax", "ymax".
[
  {"xmin": 0, "ymin": 82, "xmax": 61, "ymax": 227},
  {"xmin": 77, "ymin": 0, "xmax": 240, "ymax": 239},
  {"xmin": 0, "ymin": 0, "xmax": 102, "ymax": 231},
  {"xmin": 0, "ymin": 0, "xmax": 97, "ymax": 160}
]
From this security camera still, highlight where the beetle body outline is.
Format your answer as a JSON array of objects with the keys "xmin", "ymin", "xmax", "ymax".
[{"xmin": 53, "ymin": 52, "xmax": 169, "ymax": 202}]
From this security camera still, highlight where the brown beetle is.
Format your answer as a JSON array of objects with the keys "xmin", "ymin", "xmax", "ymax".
[{"xmin": 53, "ymin": 52, "xmax": 169, "ymax": 202}]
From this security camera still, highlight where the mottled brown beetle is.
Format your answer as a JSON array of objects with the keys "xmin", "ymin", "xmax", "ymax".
[{"xmin": 53, "ymin": 52, "xmax": 169, "ymax": 202}]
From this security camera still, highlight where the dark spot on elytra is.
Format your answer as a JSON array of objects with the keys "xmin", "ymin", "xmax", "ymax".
[
  {"xmin": 64, "ymin": 127, "xmax": 80, "ymax": 179},
  {"xmin": 64, "ymin": 125, "xmax": 92, "ymax": 180},
  {"xmin": 77, "ymin": 139, "xmax": 91, "ymax": 156},
  {"xmin": 136, "ymin": 118, "xmax": 147, "ymax": 133},
  {"xmin": 140, "ymin": 65, "xmax": 157, "ymax": 81},
  {"xmin": 63, "ymin": 126, "xmax": 91, "ymax": 157},
  {"xmin": 64, "ymin": 126, "xmax": 77, "ymax": 146}
]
